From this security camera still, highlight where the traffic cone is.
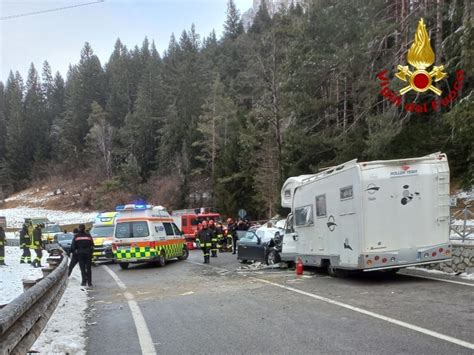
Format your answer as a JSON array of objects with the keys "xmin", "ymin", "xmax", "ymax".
[{"xmin": 296, "ymin": 258, "xmax": 303, "ymax": 275}]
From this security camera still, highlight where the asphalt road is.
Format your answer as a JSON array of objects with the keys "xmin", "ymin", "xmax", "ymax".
[{"xmin": 86, "ymin": 250, "xmax": 474, "ymax": 355}]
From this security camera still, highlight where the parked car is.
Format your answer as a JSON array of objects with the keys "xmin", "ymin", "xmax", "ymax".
[
  {"xmin": 237, "ymin": 230, "xmax": 282, "ymax": 265},
  {"xmin": 55, "ymin": 232, "xmax": 75, "ymax": 253},
  {"xmin": 42, "ymin": 223, "xmax": 63, "ymax": 243}
]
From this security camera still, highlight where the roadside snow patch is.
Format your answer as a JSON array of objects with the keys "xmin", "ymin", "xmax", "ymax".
[
  {"xmin": 32, "ymin": 267, "xmax": 88, "ymax": 355},
  {"xmin": 0, "ymin": 207, "xmax": 97, "ymax": 228},
  {"xmin": 0, "ymin": 247, "xmax": 47, "ymax": 304}
]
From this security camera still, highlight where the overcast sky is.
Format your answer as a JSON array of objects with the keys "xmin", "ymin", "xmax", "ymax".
[{"xmin": 0, "ymin": 0, "xmax": 253, "ymax": 83}]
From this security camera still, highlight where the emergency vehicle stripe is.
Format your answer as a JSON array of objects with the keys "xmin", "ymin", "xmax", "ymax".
[
  {"xmin": 114, "ymin": 239, "xmax": 185, "ymax": 248},
  {"xmin": 113, "ymin": 241, "xmax": 186, "ymax": 261},
  {"xmin": 116, "ymin": 217, "xmax": 174, "ymax": 223}
]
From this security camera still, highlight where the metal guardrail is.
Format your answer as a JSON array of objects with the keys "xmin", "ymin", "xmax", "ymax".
[
  {"xmin": 0, "ymin": 255, "xmax": 68, "ymax": 355},
  {"xmin": 450, "ymin": 206, "xmax": 473, "ymax": 242}
]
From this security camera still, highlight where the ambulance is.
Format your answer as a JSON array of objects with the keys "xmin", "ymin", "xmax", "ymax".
[
  {"xmin": 112, "ymin": 204, "xmax": 188, "ymax": 269},
  {"xmin": 90, "ymin": 212, "xmax": 118, "ymax": 261}
]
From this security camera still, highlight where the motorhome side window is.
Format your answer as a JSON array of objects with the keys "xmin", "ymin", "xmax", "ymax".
[
  {"xmin": 294, "ymin": 205, "xmax": 314, "ymax": 226},
  {"xmin": 316, "ymin": 195, "xmax": 327, "ymax": 217},
  {"xmin": 340, "ymin": 186, "xmax": 353, "ymax": 200}
]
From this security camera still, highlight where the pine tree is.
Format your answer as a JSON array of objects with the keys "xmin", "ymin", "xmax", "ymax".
[
  {"xmin": 223, "ymin": 0, "xmax": 244, "ymax": 40},
  {"xmin": 4, "ymin": 71, "xmax": 29, "ymax": 185},
  {"xmin": 86, "ymin": 101, "xmax": 114, "ymax": 178},
  {"xmin": 60, "ymin": 43, "xmax": 105, "ymax": 166}
]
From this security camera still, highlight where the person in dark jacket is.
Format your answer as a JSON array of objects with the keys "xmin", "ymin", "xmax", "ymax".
[
  {"xmin": 31, "ymin": 224, "xmax": 43, "ymax": 268},
  {"xmin": 227, "ymin": 218, "xmax": 238, "ymax": 254},
  {"xmin": 196, "ymin": 220, "xmax": 213, "ymax": 264},
  {"xmin": 19, "ymin": 224, "xmax": 32, "ymax": 263},
  {"xmin": 0, "ymin": 226, "xmax": 6, "ymax": 266},
  {"xmin": 70, "ymin": 224, "xmax": 94, "ymax": 286},
  {"xmin": 68, "ymin": 228, "xmax": 80, "ymax": 276}
]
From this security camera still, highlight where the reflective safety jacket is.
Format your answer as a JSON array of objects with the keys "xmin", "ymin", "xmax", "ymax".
[
  {"xmin": 19, "ymin": 228, "xmax": 31, "ymax": 247},
  {"xmin": 197, "ymin": 228, "xmax": 213, "ymax": 247},
  {"xmin": 0, "ymin": 227, "xmax": 5, "ymax": 246},
  {"xmin": 31, "ymin": 227, "xmax": 42, "ymax": 250}
]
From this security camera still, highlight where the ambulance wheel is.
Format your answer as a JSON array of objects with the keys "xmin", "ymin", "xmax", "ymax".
[
  {"xmin": 157, "ymin": 251, "xmax": 166, "ymax": 267},
  {"xmin": 119, "ymin": 262, "xmax": 129, "ymax": 270},
  {"xmin": 266, "ymin": 249, "xmax": 281, "ymax": 265},
  {"xmin": 178, "ymin": 247, "xmax": 189, "ymax": 261}
]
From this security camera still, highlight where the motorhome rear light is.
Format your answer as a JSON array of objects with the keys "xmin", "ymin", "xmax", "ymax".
[
  {"xmin": 432, "ymin": 252, "xmax": 437, "ymax": 257},
  {"xmin": 424, "ymin": 253, "xmax": 429, "ymax": 258},
  {"xmin": 367, "ymin": 260, "xmax": 373, "ymax": 265},
  {"xmin": 390, "ymin": 257, "xmax": 396, "ymax": 262},
  {"xmin": 439, "ymin": 248, "xmax": 444, "ymax": 253},
  {"xmin": 382, "ymin": 258, "xmax": 387, "ymax": 263},
  {"xmin": 374, "ymin": 256, "xmax": 380, "ymax": 261}
]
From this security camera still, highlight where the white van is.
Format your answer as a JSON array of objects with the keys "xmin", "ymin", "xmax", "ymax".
[
  {"xmin": 112, "ymin": 204, "xmax": 188, "ymax": 269},
  {"xmin": 280, "ymin": 152, "xmax": 451, "ymax": 275}
]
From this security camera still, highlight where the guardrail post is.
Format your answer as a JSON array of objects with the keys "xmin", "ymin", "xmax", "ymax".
[{"xmin": 22, "ymin": 280, "xmax": 38, "ymax": 292}]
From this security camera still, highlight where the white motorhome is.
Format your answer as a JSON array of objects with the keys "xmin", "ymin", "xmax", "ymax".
[{"xmin": 280, "ymin": 153, "xmax": 451, "ymax": 274}]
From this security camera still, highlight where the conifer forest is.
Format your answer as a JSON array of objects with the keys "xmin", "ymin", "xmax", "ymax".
[{"xmin": 0, "ymin": 0, "xmax": 472, "ymax": 219}]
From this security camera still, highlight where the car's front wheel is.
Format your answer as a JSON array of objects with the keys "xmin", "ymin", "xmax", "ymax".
[
  {"xmin": 266, "ymin": 249, "xmax": 281, "ymax": 265},
  {"xmin": 119, "ymin": 262, "xmax": 129, "ymax": 270}
]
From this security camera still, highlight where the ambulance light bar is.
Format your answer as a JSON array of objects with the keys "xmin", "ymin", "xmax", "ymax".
[{"xmin": 116, "ymin": 204, "xmax": 152, "ymax": 211}]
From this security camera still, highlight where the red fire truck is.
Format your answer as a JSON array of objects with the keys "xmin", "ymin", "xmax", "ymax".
[{"xmin": 171, "ymin": 208, "xmax": 221, "ymax": 249}]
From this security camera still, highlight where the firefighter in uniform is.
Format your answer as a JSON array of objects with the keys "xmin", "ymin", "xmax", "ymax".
[
  {"xmin": 209, "ymin": 220, "xmax": 218, "ymax": 257},
  {"xmin": 70, "ymin": 224, "xmax": 94, "ymax": 286},
  {"xmin": 19, "ymin": 224, "xmax": 32, "ymax": 263},
  {"xmin": 215, "ymin": 222, "xmax": 226, "ymax": 252},
  {"xmin": 227, "ymin": 218, "xmax": 238, "ymax": 254},
  {"xmin": 196, "ymin": 220, "xmax": 213, "ymax": 263},
  {"xmin": 31, "ymin": 224, "xmax": 43, "ymax": 268},
  {"xmin": 0, "ymin": 225, "xmax": 6, "ymax": 266}
]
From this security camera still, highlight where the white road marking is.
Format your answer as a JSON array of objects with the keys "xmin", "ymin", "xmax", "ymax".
[
  {"xmin": 254, "ymin": 277, "xmax": 474, "ymax": 350},
  {"xmin": 186, "ymin": 257, "xmax": 474, "ymax": 349},
  {"xmin": 180, "ymin": 291, "xmax": 195, "ymax": 296},
  {"xmin": 404, "ymin": 273, "xmax": 474, "ymax": 287},
  {"xmin": 185, "ymin": 259, "xmax": 229, "ymax": 273},
  {"xmin": 103, "ymin": 265, "xmax": 157, "ymax": 355}
]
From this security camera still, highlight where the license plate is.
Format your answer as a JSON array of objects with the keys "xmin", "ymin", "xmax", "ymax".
[{"xmin": 118, "ymin": 245, "xmax": 130, "ymax": 250}]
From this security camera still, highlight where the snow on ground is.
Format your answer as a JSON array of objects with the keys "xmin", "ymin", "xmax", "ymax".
[
  {"xmin": 0, "ymin": 207, "xmax": 97, "ymax": 228},
  {"xmin": 410, "ymin": 267, "xmax": 474, "ymax": 280},
  {"xmin": 32, "ymin": 268, "xmax": 88, "ymax": 355},
  {"xmin": 0, "ymin": 246, "xmax": 49, "ymax": 304},
  {"xmin": 0, "ymin": 246, "xmax": 88, "ymax": 354}
]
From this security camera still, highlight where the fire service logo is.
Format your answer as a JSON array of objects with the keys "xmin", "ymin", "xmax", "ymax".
[{"xmin": 377, "ymin": 18, "xmax": 464, "ymax": 113}]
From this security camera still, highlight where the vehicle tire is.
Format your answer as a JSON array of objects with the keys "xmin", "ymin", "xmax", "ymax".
[
  {"xmin": 239, "ymin": 259, "xmax": 247, "ymax": 264},
  {"xmin": 178, "ymin": 246, "xmax": 189, "ymax": 261},
  {"xmin": 119, "ymin": 262, "xmax": 129, "ymax": 270},
  {"xmin": 157, "ymin": 250, "xmax": 166, "ymax": 267},
  {"xmin": 266, "ymin": 249, "xmax": 281, "ymax": 265},
  {"xmin": 327, "ymin": 264, "xmax": 347, "ymax": 278}
]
